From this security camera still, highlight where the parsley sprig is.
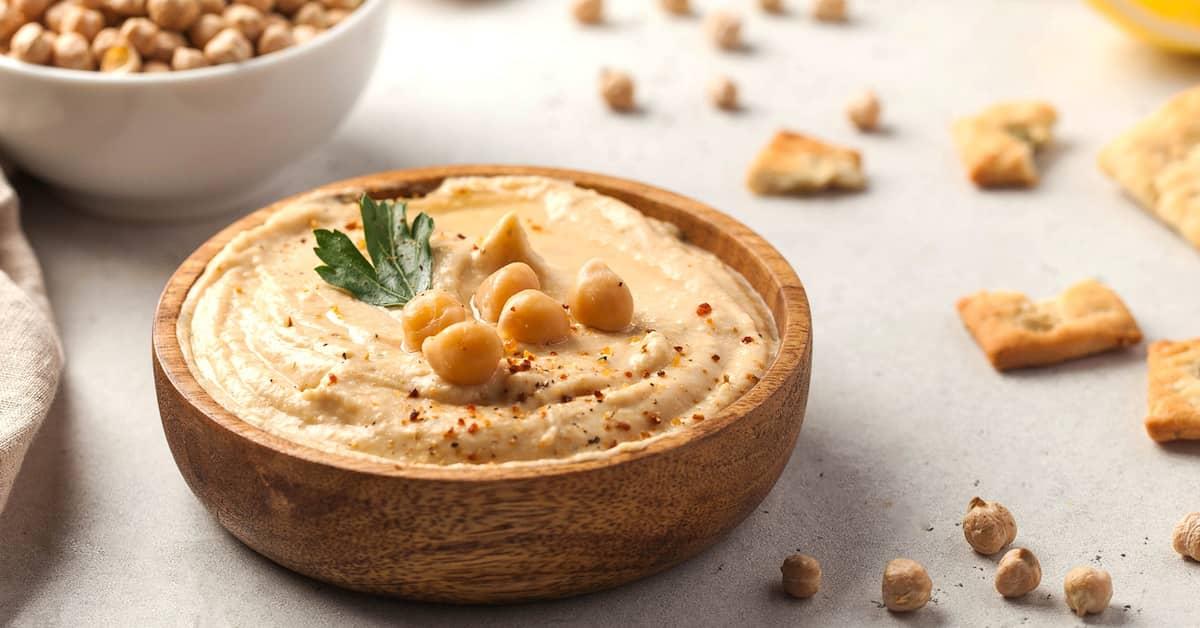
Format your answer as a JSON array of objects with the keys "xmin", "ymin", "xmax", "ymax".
[{"xmin": 313, "ymin": 194, "xmax": 434, "ymax": 307}]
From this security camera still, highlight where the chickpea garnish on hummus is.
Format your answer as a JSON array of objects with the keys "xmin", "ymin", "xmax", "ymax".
[{"xmin": 179, "ymin": 176, "xmax": 778, "ymax": 466}]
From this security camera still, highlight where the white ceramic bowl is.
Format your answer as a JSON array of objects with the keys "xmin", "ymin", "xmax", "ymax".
[{"xmin": 0, "ymin": 0, "xmax": 387, "ymax": 221}]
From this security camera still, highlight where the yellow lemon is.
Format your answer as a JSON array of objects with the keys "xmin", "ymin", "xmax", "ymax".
[{"xmin": 1088, "ymin": 0, "xmax": 1200, "ymax": 53}]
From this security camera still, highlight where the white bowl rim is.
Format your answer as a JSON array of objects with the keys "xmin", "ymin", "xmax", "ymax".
[{"xmin": 0, "ymin": 0, "xmax": 381, "ymax": 86}]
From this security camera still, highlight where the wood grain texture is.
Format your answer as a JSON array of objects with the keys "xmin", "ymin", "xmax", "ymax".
[{"xmin": 152, "ymin": 165, "xmax": 813, "ymax": 603}]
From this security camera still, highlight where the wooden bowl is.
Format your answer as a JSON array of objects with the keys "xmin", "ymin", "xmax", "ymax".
[{"xmin": 152, "ymin": 165, "xmax": 812, "ymax": 603}]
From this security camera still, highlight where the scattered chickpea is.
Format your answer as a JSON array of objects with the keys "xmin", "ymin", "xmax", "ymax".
[
  {"xmin": 569, "ymin": 258, "xmax": 633, "ymax": 332},
  {"xmin": 994, "ymin": 548, "xmax": 1041, "ymax": 598},
  {"xmin": 401, "ymin": 290, "xmax": 469, "ymax": 352},
  {"xmin": 104, "ymin": 0, "xmax": 147, "ymax": 17},
  {"xmin": 847, "ymin": 89, "xmax": 881, "ymax": 132},
  {"xmin": 291, "ymin": 1, "xmax": 325, "ymax": 27},
  {"xmin": 90, "ymin": 27, "xmax": 121, "ymax": 58},
  {"xmin": 708, "ymin": 75, "xmax": 738, "ymax": 111},
  {"xmin": 50, "ymin": 30, "xmax": 94, "ymax": 69},
  {"xmin": 203, "ymin": 26, "xmax": 251, "ymax": 63},
  {"xmin": 962, "ymin": 496, "xmax": 1017, "ymax": 555},
  {"xmin": 1172, "ymin": 512, "xmax": 1200, "ymax": 561},
  {"xmin": 570, "ymin": 0, "xmax": 601, "ymax": 25},
  {"xmin": 9, "ymin": 22, "xmax": 54, "ymax": 64},
  {"xmin": 13, "ymin": 0, "xmax": 50, "ymax": 20},
  {"xmin": 1063, "ymin": 566, "xmax": 1112, "ymax": 617},
  {"xmin": 170, "ymin": 44, "xmax": 206, "ymax": 69},
  {"xmin": 476, "ymin": 211, "xmax": 542, "ymax": 273},
  {"xmin": 475, "ymin": 262, "xmax": 540, "ymax": 323},
  {"xmin": 812, "ymin": 0, "xmax": 846, "ymax": 21},
  {"xmin": 118, "ymin": 16, "xmax": 157, "ymax": 56},
  {"xmin": 881, "ymin": 558, "xmax": 932, "ymax": 612},
  {"xmin": 422, "ymin": 320, "xmax": 503, "ymax": 386},
  {"xmin": 659, "ymin": 0, "xmax": 688, "ymax": 15},
  {"xmin": 498, "ymin": 289, "xmax": 571, "ymax": 345},
  {"xmin": 780, "ymin": 554, "xmax": 821, "ymax": 599},
  {"xmin": 99, "ymin": 42, "xmax": 140, "ymax": 72},
  {"xmin": 256, "ymin": 21, "xmax": 292, "ymax": 54},
  {"xmin": 146, "ymin": 0, "xmax": 198, "ymax": 30},
  {"xmin": 705, "ymin": 10, "xmax": 741, "ymax": 51},
  {"xmin": 760, "ymin": 0, "xmax": 784, "ymax": 13},
  {"xmin": 599, "ymin": 67, "xmax": 634, "ymax": 112},
  {"xmin": 222, "ymin": 3, "xmax": 264, "ymax": 40},
  {"xmin": 187, "ymin": 12, "xmax": 223, "ymax": 47}
]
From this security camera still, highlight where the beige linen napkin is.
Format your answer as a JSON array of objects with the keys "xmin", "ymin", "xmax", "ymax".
[{"xmin": 0, "ymin": 172, "xmax": 62, "ymax": 513}]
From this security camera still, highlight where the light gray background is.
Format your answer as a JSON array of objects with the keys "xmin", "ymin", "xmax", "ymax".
[{"xmin": 3, "ymin": 0, "xmax": 1199, "ymax": 625}]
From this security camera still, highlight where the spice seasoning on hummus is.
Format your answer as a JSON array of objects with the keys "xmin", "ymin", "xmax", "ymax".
[{"xmin": 178, "ymin": 176, "xmax": 779, "ymax": 466}]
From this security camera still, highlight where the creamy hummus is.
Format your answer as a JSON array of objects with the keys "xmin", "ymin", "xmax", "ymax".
[{"xmin": 179, "ymin": 176, "xmax": 779, "ymax": 466}]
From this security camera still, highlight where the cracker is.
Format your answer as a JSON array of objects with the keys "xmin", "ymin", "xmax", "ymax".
[
  {"xmin": 956, "ymin": 279, "xmax": 1142, "ymax": 371},
  {"xmin": 1146, "ymin": 338, "xmax": 1200, "ymax": 442},
  {"xmin": 952, "ymin": 101, "xmax": 1057, "ymax": 188},
  {"xmin": 1099, "ymin": 86, "xmax": 1200, "ymax": 250},
  {"xmin": 745, "ymin": 130, "xmax": 865, "ymax": 195}
]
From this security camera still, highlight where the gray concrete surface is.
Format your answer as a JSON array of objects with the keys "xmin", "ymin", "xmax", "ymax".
[{"xmin": 3, "ymin": 0, "xmax": 1199, "ymax": 625}]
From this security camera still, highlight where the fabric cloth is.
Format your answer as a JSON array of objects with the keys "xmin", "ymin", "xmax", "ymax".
[{"xmin": 0, "ymin": 173, "xmax": 62, "ymax": 513}]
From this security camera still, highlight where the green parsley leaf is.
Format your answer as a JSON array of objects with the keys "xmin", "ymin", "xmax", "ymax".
[{"xmin": 312, "ymin": 194, "xmax": 434, "ymax": 307}]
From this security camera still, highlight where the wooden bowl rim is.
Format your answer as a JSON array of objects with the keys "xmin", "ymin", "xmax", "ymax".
[{"xmin": 153, "ymin": 165, "xmax": 812, "ymax": 483}]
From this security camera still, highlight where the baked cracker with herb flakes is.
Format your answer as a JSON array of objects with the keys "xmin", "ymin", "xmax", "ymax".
[
  {"xmin": 956, "ymin": 279, "xmax": 1141, "ymax": 371},
  {"xmin": 1146, "ymin": 338, "xmax": 1200, "ymax": 442},
  {"xmin": 745, "ymin": 130, "xmax": 865, "ymax": 195},
  {"xmin": 952, "ymin": 101, "xmax": 1057, "ymax": 188},
  {"xmin": 1099, "ymin": 85, "xmax": 1200, "ymax": 250}
]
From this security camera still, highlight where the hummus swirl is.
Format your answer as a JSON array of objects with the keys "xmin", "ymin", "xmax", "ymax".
[{"xmin": 179, "ymin": 176, "xmax": 779, "ymax": 466}]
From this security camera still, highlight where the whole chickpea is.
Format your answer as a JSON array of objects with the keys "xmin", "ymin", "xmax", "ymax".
[
  {"xmin": 881, "ymin": 558, "xmax": 931, "ymax": 612},
  {"xmin": 146, "ymin": 0, "xmax": 198, "ymax": 30},
  {"xmin": 598, "ymin": 67, "xmax": 634, "ymax": 112},
  {"xmin": 60, "ymin": 6, "xmax": 104, "ymax": 40},
  {"xmin": 10, "ymin": 22, "xmax": 54, "ymax": 65},
  {"xmin": 118, "ymin": 17, "xmax": 158, "ymax": 56},
  {"xmin": 13, "ymin": 0, "xmax": 50, "ymax": 20},
  {"xmin": 99, "ymin": 41, "xmax": 140, "ymax": 72},
  {"xmin": 401, "ymin": 289, "xmax": 469, "ymax": 352},
  {"xmin": 1172, "ymin": 512, "xmax": 1200, "ymax": 561},
  {"xmin": 90, "ymin": 26, "xmax": 120, "ymax": 57},
  {"xmin": 812, "ymin": 0, "xmax": 845, "ymax": 21},
  {"xmin": 708, "ymin": 75, "xmax": 738, "ymax": 111},
  {"xmin": 847, "ymin": 89, "xmax": 881, "ymax": 132},
  {"xmin": 45, "ymin": 3, "xmax": 72, "ymax": 32},
  {"xmin": 475, "ymin": 262, "xmax": 540, "ymax": 323},
  {"xmin": 568, "ymin": 258, "xmax": 633, "ymax": 332},
  {"xmin": 476, "ymin": 211, "xmax": 542, "ymax": 274},
  {"xmin": 202, "ymin": 26, "xmax": 251, "ymax": 64},
  {"xmin": 760, "ymin": 0, "xmax": 783, "ymax": 13},
  {"xmin": 147, "ymin": 29, "xmax": 183, "ymax": 60},
  {"xmin": 222, "ymin": 3, "xmax": 264, "ymax": 40},
  {"xmin": 780, "ymin": 554, "xmax": 821, "ymax": 599},
  {"xmin": 319, "ymin": 0, "xmax": 357, "ymax": 9},
  {"xmin": 962, "ymin": 497, "xmax": 1017, "ymax": 555},
  {"xmin": 142, "ymin": 59, "xmax": 168, "ymax": 71},
  {"xmin": 196, "ymin": 0, "xmax": 223, "ymax": 13},
  {"xmin": 256, "ymin": 21, "xmax": 292, "ymax": 53},
  {"xmin": 187, "ymin": 12, "xmax": 222, "ymax": 47},
  {"xmin": 262, "ymin": 11, "xmax": 287, "ymax": 29},
  {"xmin": 570, "ymin": 0, "xmax": 601, "ymax": 25},
  {"xmin": 994, "ymin": 548, "xmax": 1041, "ymax": 598},
  {"xmin": 323, "ymin": 7, "xmax": 345, "ymax": 25},
  {"xmin": 498, "ymin": 289, "xmax": 571, "ymax": 345},
  {"xmin": 659, "ymin": 0, "xmax": 687, "ymax": 15},
  {"xmin": 237, "ymin": 0, "xmax": 271, "ymax": 11},
  {"xmin": 290, "ymin": 0, "xmax": 324, "ymax": 27},
  {"xmin": 290, "ymin": 22, "xmax": 316, "ymax": 42},
  {"xmin": 51, "ymin": 30, "xmax": 94, "ymax": 69},
  {"xmin": 1063, "ymin": 566, "xmax": 1112, "ymax": 617},
  {"xmin": 170, "ymin": 44, "xmax": 206, "ymax": 69},
  {"xmin": 421, "ymin": 321, "xmax": 503, "ymax": 386},
  {"xmin": 0, "ymin": 2, "xmax": 25, "ymax": 42},
  {"xmin": 705, "ymin": 10, "xmax": 742, "ymax": 51}
]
